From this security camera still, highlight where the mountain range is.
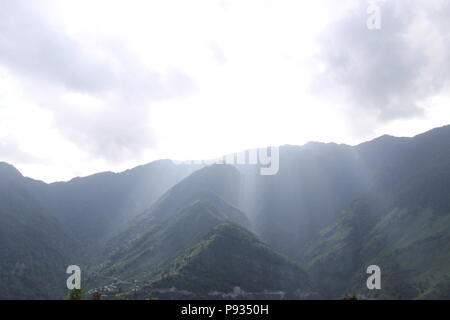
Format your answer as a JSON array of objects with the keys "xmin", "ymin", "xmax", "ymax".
[{"xmin": 1, "ymin": 125, "xmax": 450, "ymax": 299}]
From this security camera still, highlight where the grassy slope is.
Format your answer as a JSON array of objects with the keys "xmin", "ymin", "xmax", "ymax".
[
  {"xmin": 146, "ymin": 222, "xmax": 314, "ymax": 298},
  {"xmin": 305, "ymin": 162, "xmax": 450, "ymax": 299}
]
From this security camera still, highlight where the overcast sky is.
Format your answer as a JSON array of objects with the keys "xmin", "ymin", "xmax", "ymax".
[{"xmin": 1, "ymin": 0, "xmax": 450, "ymax": 182}]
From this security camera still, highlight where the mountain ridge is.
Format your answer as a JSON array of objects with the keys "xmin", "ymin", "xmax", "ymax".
[
  {"xmin": 1, "ymin": 124, "xmax": 450, "ymax": 299},
  {"xmin": 4, "ymin": 125, "xmax": 450, "ymax": 184}
]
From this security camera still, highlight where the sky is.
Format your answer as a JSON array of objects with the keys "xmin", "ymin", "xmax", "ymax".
[{"xmin": 1, "ymin": 0, "xmax": 450, "ymax": 182}]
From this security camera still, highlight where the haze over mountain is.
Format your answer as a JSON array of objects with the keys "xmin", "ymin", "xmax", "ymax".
[
  {"xmin": 92, "ymin": 165, "xmax": 313, "ymax": 299},
  {"xmin": 0, "ymin": 125, "xmax": 450, "ymax": 299},
  {"xmin": 0, "ymin": 163, "xmax": 78, "ymax": 299}
]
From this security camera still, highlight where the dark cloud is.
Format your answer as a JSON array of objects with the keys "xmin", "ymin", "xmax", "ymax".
[
  {"xmin": 0, "ymin": 0, "xmax": 195, "ymax": 162},
  {"xmin": 311, "ymin": 0, "xmax": 450, "ymax": 129}
]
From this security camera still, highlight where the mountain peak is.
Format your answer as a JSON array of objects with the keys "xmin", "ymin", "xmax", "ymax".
[{"xmin": 139, "ymin": 220, "xmax": 314, "ymax": 299}]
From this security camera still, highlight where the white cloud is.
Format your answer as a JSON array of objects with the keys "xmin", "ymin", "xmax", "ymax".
[{"xmin": 0, "ymin": 0, "xmax": 449, "ymax": 182}]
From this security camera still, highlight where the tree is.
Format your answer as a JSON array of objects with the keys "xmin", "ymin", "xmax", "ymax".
[{"xmin": 67, "ymin": 288, "xmax": 84, "ymax": 300}]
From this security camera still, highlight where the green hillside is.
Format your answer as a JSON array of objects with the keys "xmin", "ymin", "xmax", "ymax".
[
  {"xmin": 1, "ymin": 125, "xmax": 450, "ymax": 300},
  {"xmin": 304, "ymin": 131, "xmax": 450, "ymax": 299},
  {"xmin": 0, "ymin": 163, "xmax": 78, "ymax": 299},
  {"xmin": 86, "ymin": 165, "xmax": 314, "ymax": 299},
  {"xmin": 142, "ymin": 222, "xmax": 314, "ymax": 299}
]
